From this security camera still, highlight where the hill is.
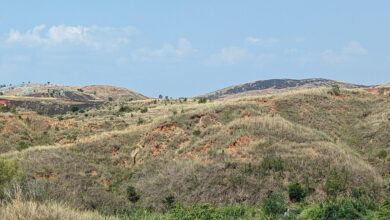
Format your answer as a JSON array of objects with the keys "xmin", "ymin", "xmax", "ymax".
[
  {"xmin": 0, "ymin": 83, "xmax": 148, "ymax": 101},
  {"xmin": 0, "ymin": 86, "xmax": 389, "ymax": 219},
  {"xmin": 199, "ymin": 78, "xmax": 368, "ymax": 100},
  {"xmin": 0, "ymin": 84, "xmax": 148, "ymax": 114},
  {"xmin": 377, "ymin": 82, "xmax": 390, "ymax": 88}
]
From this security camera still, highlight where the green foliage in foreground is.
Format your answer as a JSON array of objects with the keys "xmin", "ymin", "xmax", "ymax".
[
  {"xmin": 113, "ymin": 196, "xmax": 390, "ymax": 220},
  {"xmin": 0, "ymin": 159, "xmax": 22, "ymax": 198}
]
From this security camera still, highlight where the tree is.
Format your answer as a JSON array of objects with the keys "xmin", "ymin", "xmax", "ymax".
[{"xmin": 159, "ymin": 94, "xmax": 163, "ymax": 99}]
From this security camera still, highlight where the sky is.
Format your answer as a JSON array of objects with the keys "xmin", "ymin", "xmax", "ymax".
[{"xmin": 0, "ymin": 1, "xmax": 390, "ymax": 97}]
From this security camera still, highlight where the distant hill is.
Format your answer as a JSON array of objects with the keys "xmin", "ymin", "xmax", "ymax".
[
  {"xmin": 0, "ymin": 83, "xmax": 149, "ymax": 114},
  {"xmin": 0, "ymin": 83, "xmax": 148, "ymax": 102},
  {"xmin": 377, "ymin": 82, "xmax": 390, "ymax": 88},
  {"xmin": 199, "ymin": 78, "xmax": 369, "ymax": 100}
]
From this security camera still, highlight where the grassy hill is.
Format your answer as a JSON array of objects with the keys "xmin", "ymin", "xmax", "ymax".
[
  {"xmin": 0, "ymin": 83, "xmax": 148, "ymax": 101},
  {"xmin": 0, "ymin": 87, "xmax": 389, "ymax": 219},
  {"xmin": 199, "ymin": 78, "xmax": 368, "ymax": 100}
]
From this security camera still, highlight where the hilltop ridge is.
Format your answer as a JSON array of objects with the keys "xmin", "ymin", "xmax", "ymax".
[{"xmin": 199, "ymin": 78, "xmax": 368, "ymax": 100}]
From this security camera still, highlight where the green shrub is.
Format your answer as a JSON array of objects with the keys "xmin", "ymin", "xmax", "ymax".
[
  {"xmin": 261, "ymin": 192, "xmax": 286, "ymax": 216},
  {"xmin": 137, "ymin": 117, "xmax": 144, "ymax": 125},
  {"xmin": 140, "ymin": 107, "xmax": 148, "ymax": 113},
  {"xmin": 0, "ymin": 106, "xmax": 9, "ymax": 113},
  {"xmin": 71, "ymin": 106, "xmax": 79, "ymax": 112},
  {"xmin": 299, "ymin": 197, "xmax": 377, "ymax": 220},
  {"xmin": 126, "ymin": 186, "xmax": 140, "ymax": 203},
  {"xmin": 288, "ymin": 182, "xmax": 306, "ymax": 202},
  {"xmin": 192, "ymin": 130, "xmax": 201, "ymax": 136},
  {"xmin": 163, "ymin": 195, "xmax": 175, "ymax": 210},
  {"xmin": 18, "ymin": 142, "xmax": 28, "ymax": 151},
  {"xmin": 378, "ymin": 87, "xmax": 385, "ymax": 95},
  {"xmin": 119, "ymin": 106, "xmax": 133, "ymax": 112},
  {"xmin": 108, "ymin": 97, "xmax": 113, "ymax": 101},
  {"xmin": 198, "ymin": 97, "xmax": 208, "ymax": 104},
  {"xmin": 377, "ymin": 150, "xmax": 388, "ymax": 159},
  {"xmin": 216, "ymin": 205, "xmax": 246, "ymax": 218},
  {"xmin": 324, "ymin": 169, "xmax": 347, "ymax": 197},
  {"xmin": 171, "ymin": 203, "xmax": 218, "ymax": 220},
  {"xmin": 328, "ymin": 85, "xmax": 341, "ymax": 96},
  {"xmin": 0, "ymin": 159, "xmax": 22, "ymax": 197},
  {"xmin": 66, "ymin": 133, "xmax": 77, "ymax": 141}
]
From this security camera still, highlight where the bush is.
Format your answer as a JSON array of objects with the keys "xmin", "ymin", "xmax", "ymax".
[
  {"xmin": 198, "ymin": 97, "xmax": 208, "ymax": 104},
  {"xmin": 126, "ymin": 186, "xmax": 140, "ymax": 203},
  {"xmin": 163, "ymin": 195, "xmax": 175, "ymax": 210},
  {"xmin": 378, "ymin": 87, "xmax": 385, "ymax": 95},
  {"xmin": 192, "ymin": 130, "xmax": 201, "ymax": 136},
  {"xmin": 108, "ymin": 97, "xmax": 113, "ymax": 101},
  {"xmin": 137, "ymin": 117, "xmax": 144, "ymax": 125},
  {"xmin": 261, "ymin": 192, "xmax": 286, "ymax": 216},
  {"xmin": 376, "ymin": 150, "xmax": 388, "ymax": 159},
  {"xmin": 299, "ymin": 197, "xmax": 377, "ymax": 220},
  {"xmin": 288, "ymin": 182, "xmax": 306, "ymax": 202},
  {"xmin": 324, "ymin": 169, "xmax": 347, "ymax": 197},
  {"xmin": 0, "ymin": 159, "xmax": 22, "ymax": 197},
  {"xmin": 0, "ymin": 106, "xmax": 9, "ymax": 113},
  {"xmin": 140, "ymin": 107, "xmax": 148, "ymax": 113},
  {"xmin": 18, "ymin": 142, "xmax": 28, "ymax": 151},
  {"xmin": 119, "ymin": 106, "xmax": 133, "ymax": 112},
  {"xmin": 171, "ymin": 203, "xmax": 219, "ymax": 220},
  {"xmin": 71, "ymin": 106, "xmax": 80, "ymax": 112},
  {"xmin": 328, "ymin": 85, "xmax": 341, "ymax": 96}
]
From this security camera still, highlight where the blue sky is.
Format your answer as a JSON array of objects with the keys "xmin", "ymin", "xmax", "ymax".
[{"xmin": 1, "ymin": 1, "xmax": 389, "ymax": 97}]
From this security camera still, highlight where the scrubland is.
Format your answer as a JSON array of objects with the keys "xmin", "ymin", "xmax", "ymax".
[{"xmin": 0, "ymin": 88, "xmax": 389, "ymax": 219}]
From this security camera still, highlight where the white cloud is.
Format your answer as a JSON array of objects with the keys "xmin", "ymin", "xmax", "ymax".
[
  {"xmin": 6, "ymin": 25, "xmax": 137, "ymax": 50},
  {"xmin": 246, "ymin": 36, "xmax": 278, "ymax": 47},
  {"xmin": 205, "ymin": 47, "xmax": 249, "ymax": 65},
  {"xmin": 132, "ymin": 38, "xmax": 195, "ymax": 61},
  {"xmin": 342, "ymin": 41, "xmax": 367, "ymax": 55},
  {"xmin": 321, "ymin": 41, "xmax": 367, "ymax": 64}
]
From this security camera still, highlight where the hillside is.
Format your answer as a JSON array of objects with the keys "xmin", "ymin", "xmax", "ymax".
[
  {"xmin": 0, "ymin": 83, "xmax": 148, "ymax": 101},
  {"xmin": 0, "ymin": 83, "xmax": 148, "ymax": 114},
  {"xmin": 199, "ymin": 78, "xmax": 368, "ymax": 100},
  {"xmin": 377, "ymin": 82, "xmax": 390, "ymax": 88},
  {"xmin": 0, "ymin": 87, "xmax": 389, "ymax": 219}
]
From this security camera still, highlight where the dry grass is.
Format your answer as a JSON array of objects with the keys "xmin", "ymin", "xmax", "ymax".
[
  {"xmin": 0, "ymin": 193, "xmax": 117, "ymax": 220},
  {"xmin": 1, "ymin": 88, "xmax": 389, "ymax": 212}
]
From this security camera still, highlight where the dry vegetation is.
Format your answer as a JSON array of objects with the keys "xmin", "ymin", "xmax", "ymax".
[{"xmin": 0, "ymin": 87, "xmax": 389, "ymax": 219}]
